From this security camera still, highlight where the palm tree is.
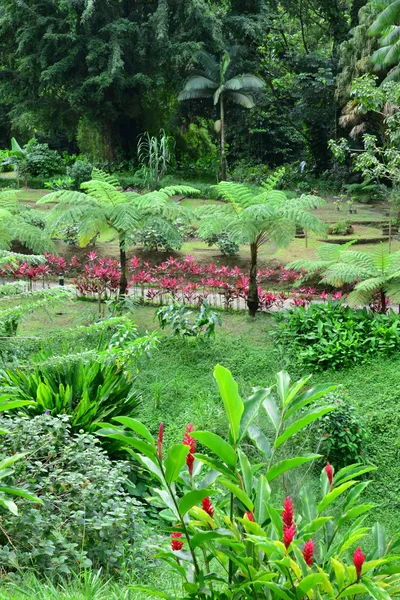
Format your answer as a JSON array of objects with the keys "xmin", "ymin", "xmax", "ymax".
[
  {"xmin": 178, "ymin": 50, "xmax": 264, "ymax": 180},
  {"xmin": 39, "ymin": 169, "xmax": 198, "ymax": 295},
  {"xmin": 369, "ymin": 1, "xmax": 400, "ymax": 81},
  {"xmin": 196, "ymin": 170, "xmax": 327, "ymax": 316},
  {"xmin": 288, "ymin": 244, "xmax": 400, "ymax": 313},
  {"xmin": 0, "ymin": 190, "xmax": 55, "ymax": 254}
]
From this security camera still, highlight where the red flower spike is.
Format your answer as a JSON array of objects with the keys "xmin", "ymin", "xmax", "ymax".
[
  {"xmin": 282, "ymin": 496, "xmax": 294, "ymax": 530},
  {"xmin": 325, "ymin": 462, "xmax": 334, "ymax": 487},
  {"xmin": 202, "ymin": 497, "xmax": 214, "ymax": 518},
  {"xmin": 303, "ymin": 539, "xmax": 314, "ymax": 566},
  {"xmin": 353, "ymin": 547, "xmax": 365, "ymax": 581},
  {"xmin": 157, "ymin": 423, "xmax": 164, "ymax": 461},
  {"xmin": 183, "ymin": 424, "xmax": 196, "ymax": 475},
  {"xmin": 244, "ymin": 511, "xmax": 255, "ymax": 522},
  {"xmin": 283, "ymin": 524, "xmax": 296, "ymax": 549},
  {"xmin": 171, "ymin": 532, "xmax": 184, "ymax": 551}
]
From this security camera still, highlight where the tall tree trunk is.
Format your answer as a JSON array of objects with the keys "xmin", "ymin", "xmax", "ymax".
[
  {"xmin": 247, "ymin": 242, "xmax": 259, "ymax": 317},
  {"xmin": 380, "ymin": 289, "xmax": 386, "ymax": 314},
  {"xmin": 119, "ymin": 236, "xmax": 128, "ymax": 296},
  {"xmin": 220, "ymin": 94, "xmax": 227, "ymax": 181}
]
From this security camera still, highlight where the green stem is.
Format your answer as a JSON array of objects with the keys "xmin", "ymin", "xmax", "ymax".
[{"xmin": 228, "ymin": 491, "xmax": 234, "ymax": 584}]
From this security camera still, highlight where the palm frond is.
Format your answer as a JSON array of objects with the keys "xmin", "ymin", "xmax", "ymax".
[
  {"xmin": 228, "ymin": 91, "xmax": 255, "ymax": 108},
  {"xmin": 194, "ymin": 50, "xmax": 219, "ymax": 81},
  {"xmin": 369, "ymin": 0, "xmax": 400, "ymax": 35},
  {"xmin": 224, "ymin": 74, "xmax": 265, "ymax": 92},
  {"xmin": 178, "ymin": 89, "xmax": 215, "ymax": 101}
]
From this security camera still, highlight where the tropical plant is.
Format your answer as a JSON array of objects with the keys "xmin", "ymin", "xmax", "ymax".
[
  {"xmin": 289, "ymin": 244, "xmax": 400, "ymax": 312},
  {"xmin": 0, "ymin": 358, "xmax": 142, "ymax": 433},
  {"xmin": 156, "ymin": 300, "xmax": 222, "ymax": 340},
  {"xmin": 178, "ymin": 50, "xmax": 265, "ymax": 180},
  {"xmin": 38, "ymin": 169, "xmax": 199, "ymax": 294},
  {"xmin": 24, "ymin": 139, "xmax": 63, "ymax": 179},
  {"xmin": 0, "ymin": 414, "xmax": 146, "ymax": 574},
  {"xmin": 0, "ymin": 190, "xmax": 55, "ymax": 255},
  {"xmin": 273, "ymin": 300, "xmax": 400, "ymax": 369},
  {"xmin": 137, "ymin": 129, "xmax": 174, "ymax": 189},
  {"xmin": 2, "ymin": 138, "xmax": 28, "ymax": 187},
  {"xmin": 196, "ymin": 171, "xmax": 327, "ymax": 315},
  {"xmin": 101, "ymin": 366, "xmax": 398, "ymax": 600},
  {"xmin": 369, "ymin": 0, "xmax": 400, "ymax": 81}
]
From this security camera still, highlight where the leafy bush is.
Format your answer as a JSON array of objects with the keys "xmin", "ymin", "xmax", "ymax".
[
  {"xmin": 44, "ymin": 176, "xmax": 74, "ymax": 190},
  {"xmin": 273, "ymin": 301, "xmax": 400, "ymax": 370},
  {"xmin": 107, "ymin": 367, "xmax": 398, "ymax": 600},
  {"xmin": 0, "ymin": 359, "xmax": 141, "ymax": 433},
  {"xmin": 131, "ymin": 226, "xmax": 183, "ymax": 251},
  {"xmin": 205, "ymin": 232, "xmax": 239, "ymax": 256},
  {"xmin": 230, "ymin": 159, "xmax": 273, "ymax": 184},
  {"xmin": 312, "ymin": 392, "xmax": 369, "ymax": 466},
  {"xmin": 66, "ymin": 159, "xmax": 93, "ymax": 190},
  {"xmin": 0, "ymin": 414, "xmax": 145, "ymax": 574},
  {"xmin": 156, "ymin": 300, "xmax": 221, "ymax": 340},
  {"xmin": 19, "ymin": 205, "xmax": 46, "ymax": 229},
  {"xmin": 25, "ymin": 140, "xmax": 63, "ymax": 179}
]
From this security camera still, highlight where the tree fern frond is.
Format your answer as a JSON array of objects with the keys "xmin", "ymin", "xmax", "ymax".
[
  {"xmin": 353, "ymin": 276, "xmax": 387, "ymax": 292},
  {"xmin": 7, "ymin": 217, "xmax": 55, "ymax": 254},
  {"xmin": 91, "ymin": 168, "xmax": 120, "ymax": 188},
  {"xmin": 321, "ymin": 263, "xmax": 370, "ymax": 286},
  {"xmin": 347, "ymin": 287, "xmax": 375, "ymax": 307},
  {"xmin": 37, "ymin": 190, "xmax": 90, "ymax": 205},
  {"xmin": 158, "ymin": 185, "xmax": 200, "ymax": 197},
  {"xmin": 260, "ymin": 168, "xmax": 285, "ymax": 192},
  {"xmin": 340, "ymin": 250, "xmax": 375, "ymax": 272},
  {"xmin": 318, "ymin": 242, "xmax": 352, "ymax": 261},
  {"xmin": 385, "ymin": 281, "xmax": 400, "ymax": 302}
]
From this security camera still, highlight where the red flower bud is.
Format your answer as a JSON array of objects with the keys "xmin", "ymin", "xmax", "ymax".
[
  {"xmin": 157, "ymin": 422, "xmax": 164, "ymax": 460},
  {"xmin": 325, "ymin": 462, "xmax": 333, "ymax": 486},
  {"xmin": 244, "ymin": 511, "xmax": 255, "ymax": 522},
  {"xmin": 283, "ymin": 524, "xmax": 296, "ymax": 549},
  {"xmin": 353, "ymin": 546, "xmax": 365, "ymax": 581},
  {"xmin": 303, "ymin": 539, "xmax": 314, "ymax": 566},
  {"xmin": 171, "ymin": 532, "xmax": 184, "ymax": 551},
  {"xmin": 183, "ymin": 424, "xmax": 196, "ymax": 475},
  {"xmin": 282, "ymin": 496, "xmax": 294, "ymax": 530},
  {"xmin": 202, "ymin": 497, "xmax": 214, "ymax": 518}
]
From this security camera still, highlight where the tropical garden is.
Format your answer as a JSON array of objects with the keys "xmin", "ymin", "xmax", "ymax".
[{"xmin": 2, "ymin": 0, "xmax": 400, "ymax": 598}]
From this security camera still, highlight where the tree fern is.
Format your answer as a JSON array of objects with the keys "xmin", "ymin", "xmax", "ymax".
[{"xmin": 40, "ymin": 171, "xmax": 199, "ymax": 294}]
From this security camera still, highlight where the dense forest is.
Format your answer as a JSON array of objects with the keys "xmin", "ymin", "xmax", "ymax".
[{"xmin": 0, "ymin": 0, "xmax": 390, "ymax": 180}]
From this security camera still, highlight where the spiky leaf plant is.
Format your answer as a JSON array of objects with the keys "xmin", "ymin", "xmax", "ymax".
[
  {"xmin": 196, "ymin": 171, "xmax": 327, "ymax": 315},
  {"xmin": 39, "ymin": 169, "xmax": 199, "ymax": 294}
]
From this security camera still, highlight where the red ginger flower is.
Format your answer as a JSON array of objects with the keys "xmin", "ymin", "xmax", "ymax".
[
  {"xmin": 183, "ymin": 424, "xmax": 196, "ymax": 475},
  {"xmin": 171, "ymin": 532, "xmax": 184, "ymax": 551},
  {"xmin": 325, "ymin": 462, "xmax": 334, "ymax": 487},
  {"xmin": 157, "ymin": 423, "xmax": 164, "ymax": 461},
  {"xmin": 303, "ymin": 539, "xmax": 314, "ymax": 566},
  {"xmin": 353, "ymin": 547, "xmax": 365, "ymax": 581},
  {"xmin": 282, "ymin": 496, "xmax": 294, "ymax": 530},
  {"xmin": 202, "ymin": 497, "xmax": 214, "ymax": 517},
  {"xmin": 284, "ymin": 524, "xmax": 296, "ymax": 549},
  {"xmin": 245, "ymin": 511, "xmax": 255, "ymax": 522}
]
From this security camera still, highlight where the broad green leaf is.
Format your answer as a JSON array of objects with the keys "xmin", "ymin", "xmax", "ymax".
[
  {"xmin": 238, "ymin": 448, "xmax": 252, "ymax": 496},
  {"xmin": 297, "ymin": 573, "xmax": 329, "ymax": 596},
  {"xmin": 179, "ymin": 489, "xmax": 216, "ymax": 516},
  {"xmin": 283, "ymin": 374, "xmax": 311, "ymax": 408},
  {"xmin": 339, "ymin": 531, "xmax": 369, "ymax": 555},
  {"xmin": 112, "ymin": 417, "xmax": 154, "ymax": 444},
  {"xmin": 0, "ymin": 453, "xmax": 25, "ymax": 471},
  {"xmin": 0, "ymin": 495, "xmax": 18, "ymax": 515},
  {"xmin": 318, "ymin": 481, "xmax": 356, "ymax": 514},
  {"xmin": 284, "ymin": 384, "xmax": 338, "ymax": 419},
  {"xmin": 266, "ymin": 503, "xmax": 283, "ymax": 537},
  {"xmin": 0, "ymin": 399, "xmax": 34, "ymax": 412},
  {"xmin": 191, "ymin": 431, "xmax": 237, "ymax": 468},
  {"xmin": 214, "ymin": 365, "xmax": 243, "ymax": 444},
  {"xmin": 338, "ymin": 584, "xmax": 367, "ymax": 598},
  {"xmin": 300, "ymin": 517, "xmax": 332, "ymax": 537},
  {"xmin": 300, "ymin": 485, "xmax": 317, "ymax": 521},
  {"xmin": 373, "ymin": 523, "xmax": 387, "ymax": 559},
  {"xmin": 105, "ymin": 433, "xmax": 156, "ymax": 460},
  {"xmin": 219, "ymin": 478, "xmax": 254, "ymax": 511},
  {"xmin": 331, "ymin": 558, "xmax": 345, "ymax": 590},
  {"xmin": 190, "ymin": 529, "xmax": 233, "ymax": 549},
  {"xmin": 254, "ymin": 474, "xmax": 270, "ymax": 524},
  {"xmin": 266, "ymin": 455, "xmax": 320, "ymax": 482},
  {"xmin": 239, "ymin": 387, "xmax": 270, "ymax": 439},
  {"xmin": 194, "ymin": 454, "xmax": 237, "ymax": 481},
  {"xmin": 343, "ymin": 482, "xmax": 371, "ymax": 510},
  {"xmin": 275, "ymin": 406, "xmax": 335, "ymax": 448},
  {"xmin": 164, "ymin": 444, "xmax": 189, "ymax": 484},
  {"xmin": 136, "ymin": 454, "xmax": 164, "ymax": 482},
  {"xmin": 334, "ymin": 463, "xmax": 376, "ymax": 485},
  {"xmin": 262, "ymin": 582, "xmax": 294, "ymax": 600},
  {"xmin": 263, "ymin": 395, "xmax": 280, "ymax": 431},
  {"xmin": 362, "ymin": 578, "xmax": 392, "ymax": 600},
  {"xmin": 0, "ymin": 486, "xmax": 43, "ymax": 504},
  {"xmin": 338, "ymin": 504, "xmax": 375, "ymax": 525},
  {"xmin": 248, "ymin": 424, "xmax": 271, "ymax": 459},
  {"xmin": 276, "ymin": 371, "xmax": 291, "ymax": 407}
]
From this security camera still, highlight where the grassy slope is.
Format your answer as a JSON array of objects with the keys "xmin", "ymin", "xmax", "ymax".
[{"xmin": 11, "ymin": 299, "xmax": 400, "ymax": 535}]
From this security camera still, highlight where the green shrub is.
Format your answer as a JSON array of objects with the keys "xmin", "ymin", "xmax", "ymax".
[
  {"xmin": 273, "ymin": 301, "xmax": 400, "ymax": 370},
  {"xmin": 312, "ymin": 391, "xmax": 369, "ymax": 466},
  {"xmin": 156, "ymin": 301, "xmax": 221, "ymax": 340},
  {"xmin": 66, "ymin": 159, "xmax": 93, "ymax": 190},
  {"xmin": 0, "ymin": 358, "xmax": 141, "ymax": 433},
  {"xmin": 131, "ymin": 225, "xmax": 183, "ymax": 251},
  {"xmin": 205, "ymin": 232, "xmax": 239, "ymax": 256},
  {"xmin": 25, "ymin": 140, "xmax": 63, "ymax": 179},
  {"xmin": 0, "ymin": 415, "xmax": 145, "ymax": 575}
]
